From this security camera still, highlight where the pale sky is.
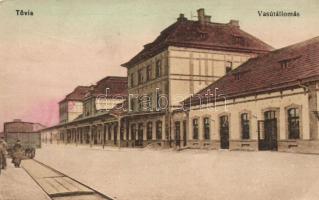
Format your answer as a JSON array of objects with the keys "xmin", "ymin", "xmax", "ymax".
[{"xmin": 0, "ymin": 0, "xmax": 319, "ymax": 130}]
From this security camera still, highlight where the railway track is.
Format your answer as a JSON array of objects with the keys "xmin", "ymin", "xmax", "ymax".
[{"xmin": 21, "ymin": 159, "xmax": 113, "ymax": 200}]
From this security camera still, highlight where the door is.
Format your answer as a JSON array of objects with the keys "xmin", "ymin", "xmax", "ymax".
[
  {"xmin": 219, "ymin": 115, "xmax": 229, "ymax": 149},
  {"xmin": 113, "ymin": 124, "xmax": 118, "ymax": 145},
  {"xmin": 258, "ymin": 111, "xmax": 278, "ymax": 151},
  {"xmin": 137, "ymin": 123, "xmax": 144, "ymax": 147},
  {"xmin": 183, "ymin": 120, "xmax": 187, "ymax": 146},
  {"xmin": 175, "ymin": 121, "xmax": 181, "ymax": 147}
]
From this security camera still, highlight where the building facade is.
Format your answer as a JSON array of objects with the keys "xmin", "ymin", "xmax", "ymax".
[
  {"xmin": 59, "ymin": 86, "xmax": 90, "ymax": 123},
  {"xmin": 173, "ymin": 37, "xmax": 319, "ymax": 153},
  {"xmin": 40, "ymin": 9, "xmax": 319, "ymax": 154},
  {"xmin": 120, "ymin": 8, "xmax": 272, "ymax": 147},
  {"xmin": 4, "ymin": 119, "xmax": 46, "ymax": 148}
]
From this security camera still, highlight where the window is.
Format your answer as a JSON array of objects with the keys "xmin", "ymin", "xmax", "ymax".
[
  {"xmin": 147, "ymin": 122, "xmax": 153, "ymax": 140},
  {"xmin": 280, "ymin": 61, "xmax": 289, "ymax": 69},
  {"xmin": 147, "ymin": 93, "xmax": 153, "ymax": 111},
  {"xmin": 203, "ymin": 117, "xmax": 210, "ymax": 140},
  {"xmin": 138, "ymin": 69, "xmax": 143, "ymax": 84},
  {"xmin": 146, "ymin": 65, "xmax": 152, "ymax": 81},
  {"xmin": 279, "ymin": 56, "xmax": 301, "ymax": 70},
  {"xmin": 156, "ymin": 60, "xmax": 162, "ymax": 78},
  {"xmin": 130, "ymin": 73, "xmax": 134, "ymax": 87},
  {"xmin": 288, "ymin": 108, "xmax": 300, "ymax": 139},
  {"xmin": 156, "ymin": 90, "xmax": 162, "ymax": 111},
  {"xmin": 234, "ymin": 36, "xmax": 245, "ymax": 45},
  {"xmin": 130, "ymin": 98, "xmax": 135, "ymax": 111},
  {"xmin": 241, "ymin": 113, "xmax": 250, "ymax": 139},
  {"xmin": 193, "ymin": 118, "xmax": 199, "ymax": 139},
  {"xmin": 225, "ymin": 61, "xmax": 232, "ymax": 74},
  {"xmin": 156, "ymin": 121, "xmax": 162, "ymax": 140},
  {"xmin": 138, "ymin": 97, "xmax": 143, "ymax": 111}
]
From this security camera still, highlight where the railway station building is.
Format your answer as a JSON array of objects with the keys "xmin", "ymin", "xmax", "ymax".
[{"xmin": 40, "ymin": 9, "xmax": 319, "ymax": 153}]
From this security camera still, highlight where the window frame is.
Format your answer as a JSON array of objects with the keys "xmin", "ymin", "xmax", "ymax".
[
  {"xmin": 138, "ymin": 69, "xmax": 144, "ymax": 85},
  {"xmin": 203, "ymin": 117, "xmax": 210, "ymax": 140},
  {"xmin": 155, "ymin": 60, "xmax": 162, "ymax": 78},
  {"xmin": 146, "ymin": 65, "xmax": 152, "ymax": 81},
  {"xmin": 225, "ymin": 61, "xmax": 233, "ymax": 74},
  {"xmin": 287, "ymin": 107, "xmax": 300, "ymax": 139},
  {"xmin": 240, "ymin": 113, "xmax": 250, "ymax": 140},
  {"xmin": 192, "ymin": 118, "xmax": 199, "ymax": 140},
  {"xmin": 130, "ymin": 73, "xmax": 134, "ymax": 87}
]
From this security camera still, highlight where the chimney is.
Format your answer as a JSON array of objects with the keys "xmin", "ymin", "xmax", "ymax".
[
  {"xmin": 204, "ymin": 15, "xmax": 211, "ymax": 23},
  {"xmin": 197, "ymin": 8, "xmax": 205, "ymax": 24},
  {"xmin": 229, "ymin": 19, "xmax": 239, "ymax": 27},
  {"xmin": 197, "ymin": 8, "xmax": 211, "ymax": 24},
  {"xmin": 177, "ymin": 13, "xmax": 187, "ymax": 22}
]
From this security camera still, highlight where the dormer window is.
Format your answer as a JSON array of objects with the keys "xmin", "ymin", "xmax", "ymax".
[
  {"xmin": 234, "ymin": 73, "xmax": 241, "ymax": 80},
  {"xmin": 225, "ymin": 61, "xmax": 232, "ymax": 74},
  {"xmin": 233, "ymin": 35, "xmax": 245, "ymax": 46},
  {"xmin": 233, "ymin": 69, "xmax": 250, "ymax": 80},
  {"xmin": 280, "ymin": 60, "xmax": 289, "ymax": 69},
  {"xmin": 279, "ymin": 56, "xmax": 301, "ymax": 70}
]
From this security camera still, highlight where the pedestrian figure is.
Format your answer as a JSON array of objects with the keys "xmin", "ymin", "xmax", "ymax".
[
  {"xmin": 12, "ymin": 140, "xmax": 23, "ymax": 168},
  {"xmin": 0, "ymin": 137, "xmax": 8, "ymax": 170}
]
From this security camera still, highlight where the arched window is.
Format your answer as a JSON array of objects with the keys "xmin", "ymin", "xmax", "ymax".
[
  {"xmin": 288, "ymin": 108, "xmax": 300, "ymax": 139},
  {"xmin": 241, "ymin": 113, "xmax": 250, "ymax": 139},
  {"xmin": 203, "ymin": 117, "xmax": 210, "ymax": 140},
  {"xmin": 147, "ymin": 122, "xmax": 153, "ymax": 140},
  {"xmin": 156, "ymin": 121, "xmax": 162, "ymax": 140},
  {"xmin": 193, "ymin": 118, "xmax": 199, "ymax": 139}
]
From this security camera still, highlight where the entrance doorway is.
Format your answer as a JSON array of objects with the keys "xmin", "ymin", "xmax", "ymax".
[
  {"xmin": 183, "ymin": 120, "xmax": 187, "ymax": 146},
  {"xmin": 219, "ymin": 115, "xmax": 229, "ymax": 149},
  {"xmin": 137, "ymin": 123, "xmax": 144, "ymax": 147},
  {"xmin": 258, "ymin": 110, "xmax": 278, "ymax": 151},
  {"xmin": 175, "ymin": 121, "xmax": 181, "ymax": 147},
  {"xmin": 113, "ymin": 124, "xmax": 118, "ymax": 145}
]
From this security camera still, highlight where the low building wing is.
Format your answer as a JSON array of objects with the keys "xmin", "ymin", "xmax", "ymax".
[{"xmin": 184, "ymin": 36, "xmax": 319, "ymax": 106}]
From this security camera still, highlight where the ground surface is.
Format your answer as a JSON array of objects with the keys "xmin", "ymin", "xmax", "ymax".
[
  {"xmin": 34, "ymin": 144, "xmax": 319, "ymax": 200},
  {"xmin": 0, "ymin": 158, "xmax": 51, "ymax": 200}
]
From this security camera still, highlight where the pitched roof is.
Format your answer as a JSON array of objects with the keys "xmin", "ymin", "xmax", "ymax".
[
  {"xmin": 86, "ymin": 76, "xmax": 128, "ymax": 99},
  {"xmin": 184, "ymin": 36, "xmax": 319, "ymax": 106},
  {"xmin": 4, "ymin": 120, "xmax": 46, "ymax": 133},
  {"xmin": 59, "ymin": 86, "xmax": 90, "ymax": 103},
  {"xmin": 122, "ymin": 14, "xmax": 273, "ymax": 68}
]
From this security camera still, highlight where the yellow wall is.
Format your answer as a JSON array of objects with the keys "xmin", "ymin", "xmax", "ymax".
[{"xmin": 173, "ymin": 88, "xmax": 309, "ymax": 141}]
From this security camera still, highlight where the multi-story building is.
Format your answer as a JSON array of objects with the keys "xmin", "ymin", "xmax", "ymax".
[
  {"xmin": 41, "ymin": 76, "xmax": 127, "ymax": 146},
  {"xmin": 83, "ymin": 76, "xmax": 127, "ymax": 117},
  {"xmin": 59, "ymin": 86, "xmax": 90, "ymax": 123},
  {"xmin": 40, "ymin": 8, "xmax": 319, "ymax": 154},
  {"xmin": 173, "ymin": 36, "xmax": 319, "ymax": 153},
  {"xmin": 121, "ymin": 8, "xmax": 272, "ymax": 147}
]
